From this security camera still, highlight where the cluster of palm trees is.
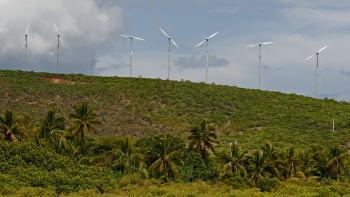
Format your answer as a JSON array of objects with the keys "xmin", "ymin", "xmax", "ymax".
[
  {"xmin": 111, "ymin": 120, "xmax": 348, "ymax": 183},
  {"xmin": 217, "ymin": 141, "xmax": 347, "ymax": 183},
  {"xmin": 0, "ymin": 105, "xmax": 348, "ymax": 184},
  {"xmin": 0, "ymin": 103, "xmax": 101, "ymax": 156}
]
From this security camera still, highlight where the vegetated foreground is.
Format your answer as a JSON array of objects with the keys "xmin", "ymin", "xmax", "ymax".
[{"xmin": 0, "ymin": 69, "xmax": 350, "ymax": 196}]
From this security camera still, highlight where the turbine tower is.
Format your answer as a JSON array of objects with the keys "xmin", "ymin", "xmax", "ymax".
[
  {"xmin": 54, "ymin": 24, "xmax": 64, "ymax": 74},
  {"xmin": 24, "ymin": 24, "xmax": 31, "ymax": 69},
  {"xmin": 160, "ymin": 27, "xmax": 179, "ymax": 80},
  {"xmin": 91, "ymin": 53, "xmax": 96, "ymax": 76},
  {"xmin": 195, "ymin": 32, "xmax": 219, "ymax": 83},
  {"xmin": 121, "ymin": 34, "xmax": 144, "ymax": 77},
  {"xmin": 305, "ymin": 46, "xmax": 328, "ymax": 98},
  {"xmin": 246, "ymin": 41, "xmax": 273, "ymax": 89}
]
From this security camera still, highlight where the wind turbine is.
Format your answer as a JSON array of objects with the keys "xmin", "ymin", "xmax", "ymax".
[
  {"xmin": 54, "ymin": 24, "xmax": 64, "ymax": 74},
  {"xmin": 25, "ymin": 24, "xmax": 31, "ymax": 68},
  {"xmin": 195, "ymin": 32, "xmax": 219, "ymax": 82},
  {"xmin": 160, "ymin": 27, "xmax": 179, "ymax": 80},
  {"xmin": 305, "ymin": 45, "xmax": 328, "ymax": 98},
  {"xmin": 121, "ymin": 34, "xmax": 145, "ymax": 77},
  {"xmin": 246, "ymin": 41, "xmax": 274, "ymax": 89}
]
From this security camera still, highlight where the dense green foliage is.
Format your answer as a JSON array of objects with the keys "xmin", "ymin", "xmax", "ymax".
[
  {"xmin": 1, "ymin": 70, "xmax": 350, "ymax": 196},
  {"xmin": 0, "ymin": 141, "xmax": 114, "ymax": 194}
]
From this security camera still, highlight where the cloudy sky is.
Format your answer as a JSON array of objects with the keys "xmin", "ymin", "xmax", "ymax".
[{"xmin": 1, "ymin": 0, "xmax": 350, "ymax": 100}]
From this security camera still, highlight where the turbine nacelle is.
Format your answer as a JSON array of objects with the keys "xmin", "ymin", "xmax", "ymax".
[
  {"xmin": 120, "ymin": 34, "xmax": 145, "ymax": 41},
  {"xmin": 159, "ymin": 28, "xmax": 179, "ymax": 48},
  {"xmin": 245, "ymin": 41, "xmax": 273, "ymax": 48},
  {"xmin": 305, "ymin": 46, "xmax": 328, "ymax": 61},
  {"xmin": 54, "ymin": 24, "xmax": 65, "ymax": 47}
]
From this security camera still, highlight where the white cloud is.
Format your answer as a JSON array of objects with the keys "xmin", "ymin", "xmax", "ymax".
[{"xmin": 0, "ymin": 0, "xmax": 123, "ymax": 71}]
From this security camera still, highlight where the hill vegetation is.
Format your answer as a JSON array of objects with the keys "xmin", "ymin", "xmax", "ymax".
[
  {"xmin": 0, "ymin": 70, "xmax": 350, "ymax": 196},
  {"xmin": 1, "ymin": 70, "xmax": 350, "ymax": 149}
]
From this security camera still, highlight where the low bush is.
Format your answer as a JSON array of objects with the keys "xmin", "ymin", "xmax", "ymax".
[{"xmin": 0, "ymin": 141, "xmax": 115, "ymax": 194}]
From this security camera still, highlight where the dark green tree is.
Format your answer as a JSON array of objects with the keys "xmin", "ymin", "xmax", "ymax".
[
  {"xmin": 148, "ymin": 135, "xmax": 183, "ymax": 181},
  {"xmin": 0, "ymin": 111, "xmax": 21, "ymax": 142},
  {"xmin": 188, "ymin": 120, "xmax": 217, "ymax": 160},
  {"xmin": 113, "ymin": 137, "xmax": 143, "ymax": 174},
  {"xmin": 220, "ymin": 141, "xmax": 247, "ymax": 178},
  {"xmin": 327, "ymin": 145, "xmax": 347, "ymax": 181},
  {"xmin": 284, "ymin": 147, "xmax": 299, "ymax": 179},
  {"xmin": 39, "ymin": 110, "xmax": 65, "ymax": 139},
  {"xmin": 70, "ymin": 103, "xmax": 100, "ymax": 143},
  {"xmin": 248, "ymin": 143, "xmax": 281, "ymax": 184},
  {"xmin": 298, "ymin": 150, "xmax": 318, "ymax": 177}
]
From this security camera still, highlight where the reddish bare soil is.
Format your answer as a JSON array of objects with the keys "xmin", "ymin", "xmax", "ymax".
[{"xmin": 42, "ymin": 76, "xmax": 75, "ymax": 85}]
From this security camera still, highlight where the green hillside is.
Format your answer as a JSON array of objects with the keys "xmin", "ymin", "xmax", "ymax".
[
  {"xmin": 1, "ymin": 70, "xmax": 350, "ymax": 196},
  {"xmin": 1, "ymin": 70, "xmax": 350, "ymax": 149}
]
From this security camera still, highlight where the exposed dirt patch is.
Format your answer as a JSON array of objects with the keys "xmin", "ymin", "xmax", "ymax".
[{"xmin": 42, "ymin": 76, "xmax": 75, "ymax": 85}]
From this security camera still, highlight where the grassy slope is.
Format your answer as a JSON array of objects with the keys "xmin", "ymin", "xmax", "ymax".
[{"xmin": 1, "ymin": 70, "xmax": 350, "ymax": 149}]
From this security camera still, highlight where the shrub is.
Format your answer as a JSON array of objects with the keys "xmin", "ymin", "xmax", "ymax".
[
  {"xmin": 257, "ymin": 177, "xmax": 279, "ymax": 192},
  {"xmin": 222, "ymin": 176, "xmax": 252, "ymax": 189},
  {"xmin": 0, "ymin": 141, "xmax": 115, "ymax": 194},
  {"xmin": 179, "ymin": 151, "xmax": 218, "ymax": 181},
  {"xmin": 118, "ymin": 173, "xmax": 145, "ymax": 188}
]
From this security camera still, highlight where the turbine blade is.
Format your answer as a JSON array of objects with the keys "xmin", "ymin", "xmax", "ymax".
[
  {"xmin": 207, "ymin": 32, "xmax": 218, "ymax": 40},
  {"xmin": 171, "ymin": 39, "xmax": 179, "ymax": 48},
  {"xmin": 133, "ymin": 36, "xmax": 145, "ymax": 41},
  {"xmin": 245, "ymin": 44, "xmax": 259, "ymax": 47},
  {"xmin": 160, "ymin": 27, "xmax": 170, "ymax": 38},
  {"xmin": 60, "ymin": 37, "xmax": 64, "ymax": 47},
  {"xmin": 261, "ymin": 41, "xmax": 274, "ymax": 45},
  {"xmin": 120, "ymin": 34, "xmax": 131, "ymax": 38},
  {"xmin": 54, "ymin": 24, "xmax": 60, "ymax": 34},
  {"xmin": 25, "ymin": 24, "xmax": 30, "ymax": 35},
  {"xmin": 195, "ymin": 39, "xmax": 206, "ymax": 48},
  {"xmin": 317, "ymin": 45, "xmax": 328, "ymax": 53},
  {"xmin": 305, "ymin": 54, "xmax": 314, "ymax": 61}
]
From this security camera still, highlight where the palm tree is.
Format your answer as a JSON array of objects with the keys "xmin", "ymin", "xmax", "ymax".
[
  {"xmin": 307, "ymin": 145, "xmax": 328, "ymax": 178},
  {"xmin": 188, "ymin": 120, "xmax": 217, "ymax": 160},
  {"xmin": 327, "ymin": 145, "xmax": 347, "ymax": 181},
  {"xmin": 284, "ymin": 147, "xmax": 298, "ymax": 179},
  {"xmin": 248, "ymin": 143, "xmax": 281, "ymax": 184},
  {"xmin": 148, "ymin": 136, "xmax": 182, "ymax": 181},
  {"xmin": 50, "ymin": 129, "xmax": 73, "ymax": 154},
  {"xmin": 70, "ymin": 103, "xmax": 100, "ymax": 143},
  {"xmin": 249, "ymin": 150, "xmax": 271, "ymax": 184},
  {"xmin": 261, "ymin": 143, "xmax": 275, "ymax": 158},
  {"xmin": 0, "ymin": 111, "xmax": 20, "ymax": 142},
  {"xmin": 113, "ymin": 137, "xmax": 143, "ymax": 174},
  {"xmin": 220, "ymin": 141, "xmax": 247, "ymax": 178},
  {"xmin": 39, "ymin": 110, "xmax": 65, "ymax": 139},
  {"xmin": 261, "ymin": 143, "xmax": 281, "ymax": 179},
  {"xmin": 298, "ymin": 150, "xmax": 318, "ymax": 177}
]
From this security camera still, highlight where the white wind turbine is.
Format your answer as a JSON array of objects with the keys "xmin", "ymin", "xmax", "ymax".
[
  {"xmin": 25, "ymin": 24, "xmax": 31, "ymax": 68},
  {"xmin": 54, "ymin": 24, "xmax": 64, "ymax": 74},
  {"xmin": 121, "ymin": 34, "xmax": 145, "ymax": 77},
  {"xmin": 195, "ymin": 32, "xmax": 219, "ymax": 83},
  {"xmin": 246, "ymin": 41, "xmax": 274, "ymax": 89},
  {"xmin": 160, "ymin": 27, "xmax": 179, "ymax": 80},
  {"xmin": 305, "ymin": 45, "xmax": 328, "ymax": 98}
]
